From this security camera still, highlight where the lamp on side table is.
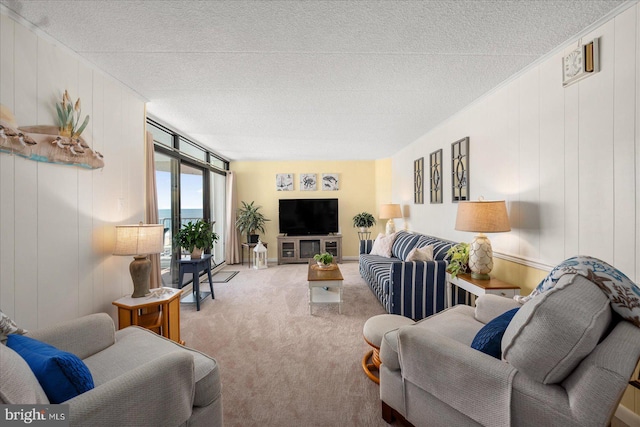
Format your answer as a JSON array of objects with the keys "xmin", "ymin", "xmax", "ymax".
[
  {"xmin": 454, "ymin": 199, "xmax": 510, "ymax": 280},
  {"xmin": 379, "ymin": 204, "xmax": 402, "ymax": 235},
  {"xmin": 114, "ymin": 222, "xmax": 164, "ymax": 297}
]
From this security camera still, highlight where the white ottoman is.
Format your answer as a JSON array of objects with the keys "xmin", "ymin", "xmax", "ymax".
[{"xmin": 362, "ymin": 314, "xmax": 414, "ymax": 384}]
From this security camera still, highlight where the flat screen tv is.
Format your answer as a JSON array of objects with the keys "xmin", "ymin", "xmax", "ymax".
[{"xmin": 279, "ymin": 198, "xmax": 339, "ymax": 236}]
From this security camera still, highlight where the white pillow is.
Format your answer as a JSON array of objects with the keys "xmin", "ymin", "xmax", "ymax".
[
  {"xmin": 369, "ymin": 233, "xmax": 397, "ymax": 257},
  {"xmin": 405, "ymin": 245, "xmax": 434, "ymax": 262}
]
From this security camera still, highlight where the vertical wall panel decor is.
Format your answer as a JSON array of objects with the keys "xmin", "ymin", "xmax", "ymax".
[
  {"xmin": 429, "ymin": 149, "xmax": 442, "ymax": 204},
  {"xmin": 413, "ymin": 157, "xmax": 424, "ymax": 204},
  {"xmin": 451, "ymin": 137, "xmax": 469, "ymax": 202}
]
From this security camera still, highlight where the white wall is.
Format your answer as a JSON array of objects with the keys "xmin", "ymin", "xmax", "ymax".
[
  {"xmin": 392, "ymin": 5, "xmax": 639, "ymax": 283},
  {"xmin": 0, "ymin": 12, "xmax": 146, "ymax": 329}
]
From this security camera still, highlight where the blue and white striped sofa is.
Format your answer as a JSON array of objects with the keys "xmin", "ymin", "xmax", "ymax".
[{"xmin": 359, "ymin": 231, "xmax": 468, "ymax": 320}]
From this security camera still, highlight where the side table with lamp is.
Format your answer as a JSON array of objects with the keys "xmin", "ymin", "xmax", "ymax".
[
  {"xmin": 454, "ymin": 199, "xmax": 511, "ymax": 280},
  {"xmin": 112, "ymin": 223, "xmax": 185, "ymax": 341}
]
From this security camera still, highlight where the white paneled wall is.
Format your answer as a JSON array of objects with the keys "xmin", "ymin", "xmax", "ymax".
[
  {"xmin": 393, "ymin": 5, "xmax": 639, "ymax": 282},
  {"xmin": 0, "ymin": 13, "xmax": 146, "ymax": 329}
]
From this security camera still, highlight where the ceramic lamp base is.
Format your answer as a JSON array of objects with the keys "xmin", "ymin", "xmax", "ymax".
[
  {"xmin": 468, "ymin": 233, "xmax": 493, "ymax": 280},
  {"xmin": 130, "ymin": 255, "xmax": 152, "ymax": 297},
  {"xmin": 385, "ymin": 219, "xmax": 396, "ymax": 235}
]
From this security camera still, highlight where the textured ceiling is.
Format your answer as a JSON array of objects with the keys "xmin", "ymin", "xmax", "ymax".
[{"xmin": 0, "ymin": 1, "xmax": 629, "ymax": 161}]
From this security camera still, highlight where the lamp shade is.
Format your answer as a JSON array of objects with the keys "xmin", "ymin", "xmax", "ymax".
[
  {"xmin": 455, "ymin": 200, "xmax": 511, "ymax": 233},
  {"xmin": 379, "ymin": 204, "xmax": 402, "ymax": 219},
  {"xmin": 113, "ymin": 223, "xmax": 164, "ymax": 256}
]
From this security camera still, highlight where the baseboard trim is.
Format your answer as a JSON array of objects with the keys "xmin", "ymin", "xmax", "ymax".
[{"xmin": 616, "ymin": 404, "xmax": 640, "ymax": 427}]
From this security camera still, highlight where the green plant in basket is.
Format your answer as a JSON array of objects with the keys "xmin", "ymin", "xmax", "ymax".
[
  {"xmin": 313, "ymin": 252, "xmax": 334, "ymax": 266},
  {"xmin": 446, "ymin": 242, "xmax": 469, "ymax": 278},
  {"xmin": 174, "ymin": 219, "xmax": 219, "ymax": 258}
]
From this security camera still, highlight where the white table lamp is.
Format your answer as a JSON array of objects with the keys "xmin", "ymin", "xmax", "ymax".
[
  {"xmin": 454, "ymin": 200, "xmax": 510, "ymax": 280},
  {"xmin": 379, "ymin": 204, "xmax": 402, "ymax": 235},
  {"xmin": 114, "ymin": 222, "xmax": 165, "ymax": 297}
]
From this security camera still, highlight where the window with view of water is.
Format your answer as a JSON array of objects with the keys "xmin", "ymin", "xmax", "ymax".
[{"xmin": 149, "ymin": 118, "xmax": 228, "ymax": 288}]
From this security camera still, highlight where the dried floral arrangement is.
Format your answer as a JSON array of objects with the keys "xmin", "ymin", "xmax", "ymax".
[{"xmin": 56, "ymin": 90, "xmax": 90, "ymax": 138}]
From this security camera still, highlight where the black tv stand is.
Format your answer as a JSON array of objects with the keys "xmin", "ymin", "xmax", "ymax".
[{"xmin": 277, "ymin": 234, "xmax": 342, "ymax": 265}]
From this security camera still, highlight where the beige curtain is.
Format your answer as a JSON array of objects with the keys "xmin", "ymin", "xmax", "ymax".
[
  {"xmin": 225, "ymin": 171, "xmax": 241, "ymax": 264},
  {"xmin": 145, "ymin": 130, "xmax": 162, "ymax": 288}
]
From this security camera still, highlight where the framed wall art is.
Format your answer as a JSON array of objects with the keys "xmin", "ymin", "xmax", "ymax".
[
  {"xmin": 451, "ymin": 137, "xmax": 469, "ymax": 202},
  {"xmin": 414, "ymin": 157, "xmax": 424, "ymax": 204},
  {"xmin": 276, "ymin": 173, "xmax": 294, "ymax": 191},
  {"xmin": 300, "ymin": 173, "xmax": 317, "ymax": 191},
  {"xmin": 429, "ymin": 149, "xmax": 442, "ymax": 204},
  {"xmin": 321, "ymin": 173, "xmax": 339, "ymax": 191}
]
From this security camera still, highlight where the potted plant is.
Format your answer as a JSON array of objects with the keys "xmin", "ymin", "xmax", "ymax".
[
  {"xmin": 352, "ymin": 212, "xmax": 376, "ymax": 232},
  {"xmin": 236, "ymin": 201, "xmax": 269, "ymax": 243},
  {"xmin": 313, "ymin": 252, "xmax": 334, "ymax": 268},
  {"xmin": 445, "ymin": 242, "xmax": 469, "ymax": 278},
  {"xmin": 174, "ymin": 219, "xmax": 219, "ymax": 259}
]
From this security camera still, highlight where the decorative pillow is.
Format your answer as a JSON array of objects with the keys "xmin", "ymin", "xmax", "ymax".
[
  {"xmin": 502, "ymin": 274, "xmax": 611, "ymax": 384},
  {"xmin": 405, "ymin": 245, "xmax": 434, "ymax": 262},
  {"xmin": 6, "ymin": 335, "xmax": 94, "ymax": 404},
  {"xmin": 415, "ymin": 235, "xmax": 454, "ymax": 261},
  {"xmin": 369, "ymin": 233, "xmax": 397, "ymax": 258},
  {"xmin": 391, "ymin": 231, "xmax": 420, "ymax": 260},
  {"xmin": 0, "ymin": 310, "xmax": 27, "ymax": 342},
  {"xmin": 471, "ymin": 308, "xmax": 519, "ymax": 359}
]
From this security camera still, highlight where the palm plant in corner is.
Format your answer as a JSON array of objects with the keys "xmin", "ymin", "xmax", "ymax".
[{"xmin": 236, "ymin": 201, "xmax": 269, "ymax": 243}]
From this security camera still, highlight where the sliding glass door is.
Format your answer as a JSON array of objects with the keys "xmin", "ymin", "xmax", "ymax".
[
  {"xmin": 180, "ymin": 163, "xmax": 205, "ymax": 230},
  {"xmin": 149, "ymin": 119, "xmax": 228, "ymax": 288},
  {"xmin": 155, "ymin": 152, "xmax": 178, "ymax": 286}
]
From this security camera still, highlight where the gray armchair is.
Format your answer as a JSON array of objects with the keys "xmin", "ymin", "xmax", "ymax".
[
  {"xmin": 0, "ymin": 313, "xmax": 222, "ymax": 427},
  {"xmin": 379, "ymin": 275, "xmax": 640, "ymax": 427}
]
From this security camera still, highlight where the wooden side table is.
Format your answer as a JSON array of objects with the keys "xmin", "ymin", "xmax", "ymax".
[
  {"xmin": 112, "ymin": 287, "xmax": 183, "ymax": 344},
  {"xmin": 241, "ymin": 242, "xmax": 268, "ymax": 269},
  {"xmin": 446, "ymin": 273, "xmax": 520, "ymax": 307}
]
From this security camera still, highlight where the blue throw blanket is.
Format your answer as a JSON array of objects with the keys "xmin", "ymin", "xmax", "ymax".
[{"xmin": 515, "ymin": 256, "xmax": 640, "ymax": 328}]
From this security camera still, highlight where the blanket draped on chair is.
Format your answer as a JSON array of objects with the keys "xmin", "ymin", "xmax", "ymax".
[{"xmin": 515, "ymin": 256, "xmax": 640, "ymax": 327}]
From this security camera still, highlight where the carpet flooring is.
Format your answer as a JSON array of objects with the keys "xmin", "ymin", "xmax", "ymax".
[{"xmin": 180, "ymin": 261, "xmax": 389, "ymax": 427}]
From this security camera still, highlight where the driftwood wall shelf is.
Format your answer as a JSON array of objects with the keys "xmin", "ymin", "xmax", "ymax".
[{"xmin": 0, "ymin": 106, "xmax": 104, "ymax": 170}]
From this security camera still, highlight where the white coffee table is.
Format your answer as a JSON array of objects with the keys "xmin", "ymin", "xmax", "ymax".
[{"xmin": 307, "ymin": 260, "xmax": 343, "ymax": 314}]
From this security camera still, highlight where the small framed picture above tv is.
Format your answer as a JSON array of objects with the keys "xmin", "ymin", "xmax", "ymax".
[
  {"xmin": 300, "ymin": 173, "xmax": 316, "ymax": 191},
  {"xmin": 322, "ymin": 173, "xmax": 339, "ymax": 191},
  {"xmin": 276, "ymin": 173, "xmax": 294, "ymax": 191}
]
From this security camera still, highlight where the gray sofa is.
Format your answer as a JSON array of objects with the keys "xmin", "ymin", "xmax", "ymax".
[
  {"xmin": 359, "ymin": 231, "xmax": 468, "ymax": 320},
  {"xmin": 379, "ymin": 274, "xmax": 640, "ymax": 426},
  {"xmin": 0, "ymin": 313, "xmax": 222, "ymax": 427}
]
